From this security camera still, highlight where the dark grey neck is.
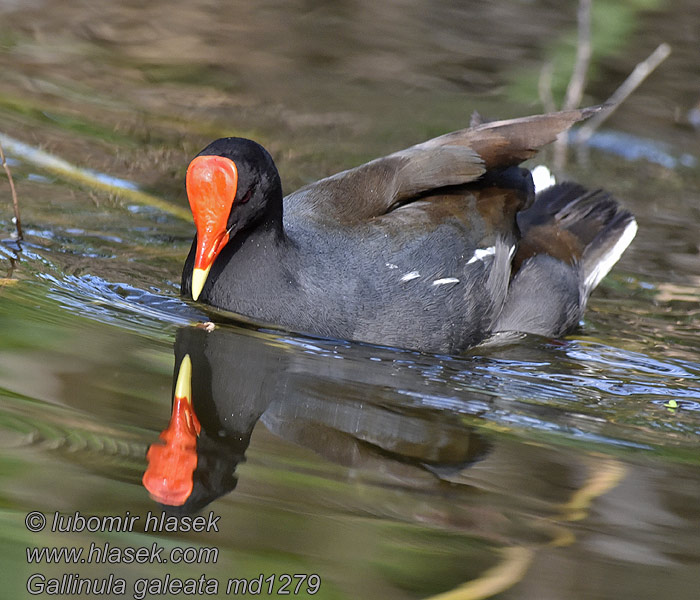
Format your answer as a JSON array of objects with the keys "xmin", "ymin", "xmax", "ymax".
[{"xmin": 258, "ymin": 191, "xmax": 285, "ymax": 242}]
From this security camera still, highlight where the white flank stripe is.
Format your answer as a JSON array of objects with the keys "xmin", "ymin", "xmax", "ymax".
[
  {"xmin": 585, "ymin": 219, "xmax": 638, "ymax": 290},
  {"xmin": 432, "ymin": 277, "xmax": 460, "ymax": 286},
  {"xmin": 400, "ymin": 271, "xmax": 420, "ymax": 282},
  {"xmin": 466, "ymin": 246, "xmax": 496, "ymax": 265}
]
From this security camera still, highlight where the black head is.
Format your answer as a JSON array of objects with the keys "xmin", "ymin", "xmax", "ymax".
[{"xmin": 186, "ymin": 137, "xmax": 283, "ymax": 300}]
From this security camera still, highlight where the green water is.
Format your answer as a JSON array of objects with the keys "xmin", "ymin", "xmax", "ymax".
[{"xmin": 1, "ymin": 1, "xmax": 699, "ymax": 598}]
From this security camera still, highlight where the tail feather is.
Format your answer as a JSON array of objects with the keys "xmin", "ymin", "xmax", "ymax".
[
  {"xmin": 582, "ymin": 212, "xmax": 638, "ymax": 291},
  {"xmin": 515, "ymin": 182, "xmax": 636, "ymax": 293},
  {"xmin": 494, "ymin": 181, "xmax": 636, "ymax": 338}
]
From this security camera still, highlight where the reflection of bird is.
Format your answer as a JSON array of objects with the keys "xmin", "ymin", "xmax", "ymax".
[
  {"xmin": 142, "ymin": 325, "xmax": 490, "ymax": 512},
  {"xmin": 181, "ymin": 107, "xmax": 636, "ymax": 353}
]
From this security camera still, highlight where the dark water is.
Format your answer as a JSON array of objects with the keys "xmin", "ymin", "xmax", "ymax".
[{"xmin": 1, "ymin": 1, "xmax": 699, "ymax": 598}]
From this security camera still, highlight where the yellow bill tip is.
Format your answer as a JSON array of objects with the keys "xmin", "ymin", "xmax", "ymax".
[
  {"xmin": 174, "ymin": 354, "xmax": 192, "ymax": 402},
  {"xmin": 191, "ymin": 265, "xmax": 212, "ymax": 301}
]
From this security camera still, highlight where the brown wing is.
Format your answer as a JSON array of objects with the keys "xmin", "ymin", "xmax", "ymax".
[
  {"xmin": 284, "ymin": 107, "xmax": 600, "ymax": 225},
  {"xmin": 416, "ymin": 106, "xmax": 602, "ymax": 168},
  {"xmin": 285, "ymin": 145, "xmax": 484, "ymax": 225}
]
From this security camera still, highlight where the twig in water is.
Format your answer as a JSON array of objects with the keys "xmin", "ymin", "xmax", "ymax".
[
  {"xmin": 538, "ymin": 61, "xmax": 557, "ymax": 114},
  {"xmin": 576, "ymin": 43, "xmax": 672, "ymax": 145},
  {"xmin": 554, "ymin": 0, "xmax": 592, "ymax": 170},
  {"xmin": 0, "ymin": 131, "xmax": 191, "ymax": 221},
  {"xmin": 0, "ymin": 142, "xmax": 22, "ymax": 240},
  {"xmin": 564, "ymin": 0, "xmax": 592, "ymax": 111}
]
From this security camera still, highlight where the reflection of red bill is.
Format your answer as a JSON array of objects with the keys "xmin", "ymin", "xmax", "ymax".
[{"xmin": 143, "ymin": 355, "xmax": 201, "ymax": 506}]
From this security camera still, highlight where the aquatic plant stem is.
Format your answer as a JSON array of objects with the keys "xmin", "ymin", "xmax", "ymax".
[
  {"xmin": 554, "ymin": 0, "xmax": 592, "ymax": 170},
  {"xmin": 559, "ymin": 454, "xmax": 626, "ymax": 521},
  {"xmin": 423, "ymin": 450, "xmax": 627, "ymax": 600},
  {"xmin": 564, "ymin": 0, "xmax": 592, "ymax": 112},
  {"xmin": 0, "ymin": 142, "xmax": 22, "ymax": 240},
  {"xmin": 538, "ymin": 61, "xmax": 556, "ymax": 114},
  {"xmin": 576, "ymin": 43, "xmax": 672, "ymax": 145},
  {"xmin": 424, "ymin": 547, "xmax": 534, "ymax": 600},
  {"xmin": 0, "ymin": 132, "xmax": 191, "ymax": 222}
]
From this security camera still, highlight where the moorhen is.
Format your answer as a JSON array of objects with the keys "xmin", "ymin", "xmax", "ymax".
[{"xmin": 181, "ymin": 108, "xmax": 637, "ymax": 353}]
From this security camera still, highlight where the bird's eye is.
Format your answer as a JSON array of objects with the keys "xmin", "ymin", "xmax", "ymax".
[{"xmin": 239, "ymin": 187, "xmax": 254, "ymax": 204}]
